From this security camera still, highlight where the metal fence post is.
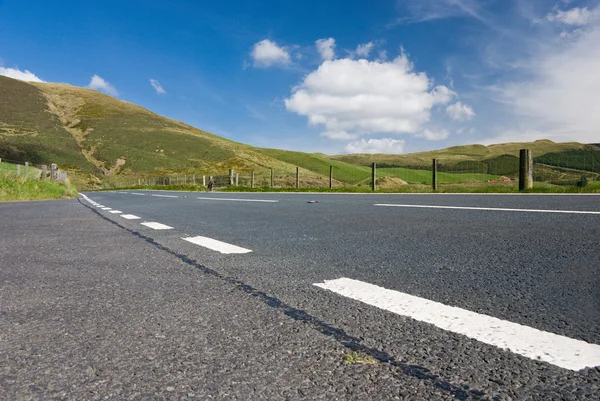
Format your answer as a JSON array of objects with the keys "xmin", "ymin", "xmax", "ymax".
[
  {"xmin": 296, "ymin": 167, "xmax": 299, "ymax": 189},
  {"xmin": 251, "ymin": 170, "xmax": 255, "ymax": 188},
  {"xmin": 270, "ymin": 168, "xmax": 274, "ymax": 188},
  {"xmin": 371, "ymin": 163, "xmax": 376, "ymax": 192},
  {"xmin": 329, "ymin": 165, "xmax": 333, "ymax": 189},
  {"xmin": 519, "ymin": 149, "xmax": 533, "ymax": 190},
  {"xmin": 432, "ymin": 159, "xmax": 438, "ymax": 191}
]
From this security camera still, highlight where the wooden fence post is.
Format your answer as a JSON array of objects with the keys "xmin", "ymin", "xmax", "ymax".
[
  {"xmin": 329, "ymin": 165, "xmax": 333, "ymax": 189},
  {"xmin": 236, "ymin": 173, "xmax": 239, "ymax": 186},
  {"xmin": 371, "ymin": 163, "xmax": 376, "ymax": 192},
  {"xmin": 296, "ymin": 167, "xmax": 299, "ymax": 189},
  {"xmin": 41, "ymin": 165, "xmax": 47, "ymax": 180},
  {"xmin": 519, "ymin": 149, "xmax": 533, "ymax": 190},
  {"xmin": 270, "ymin": 168, "xmax": 274, "ymax": 188},
  {"xmin": 251, "ymin": 170, "xmax": 255, "ymax": 188},
  {"xmin": 203, "ymin": 175, "xmax": 206, "ymax": 186},
  {"xmin": 432, "ymin": 159, "xmax": 438, "ymax": 191},
  {"xmin": 25, "ymin": 162, "xmax": 29, "ymax": 178},
  {"xmin": 229, "ymin": 169, "xmax": 234, "ymax": 186}
]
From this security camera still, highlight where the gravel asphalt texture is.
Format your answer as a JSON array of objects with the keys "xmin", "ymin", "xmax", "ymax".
[{"xmin": 1, "ymin": 192, "xmax": 599, "ymax": 399}]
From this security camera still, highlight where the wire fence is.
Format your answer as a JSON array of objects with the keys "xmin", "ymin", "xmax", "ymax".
[
  {"xmin": 46, "ymin": 148, "xmax": 600, "ymax": 192},
  {"xmin": 0, "ymin": 158, "xmax": 69, "ymax": 183}
]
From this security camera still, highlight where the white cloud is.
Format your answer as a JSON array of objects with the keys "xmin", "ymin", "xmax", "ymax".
[
  {"xmin": 285, "ymin": 53, "xmax": 455, "ymax": 140},
  {"xmin": 547, "ymin": 7, "xmax": 595, "ymax": 26},
  {"xmin": 352, "ymin": 42, "xmax": 374, "ymax": 58},
  {"xmin": 316, "ymin": 38, "xmax": 336, "ymax": 61},
  {"xmin": 446, "ymin": 102, "xmax": 475, "ymax": 121},
  {"xmin": 420, "ymin": 129, "xmax": 450, "ymax": 141},
  {"xmin": 321, "ymin": 130, "xmax": 358, "ymax": 140},
  {"xmin": 344, "ymin": 138, "xmax": 406, "ymax": 154},
  {"xmin": 88, "ymin": 75, "xmax": 119, "ymax": 96},
  {"xmin": 150, "ymin": 79, "xmax": 166, "ymax": 95},
  {"xmin": 499, "ymin": 17, "xmax": 600, "ymax": 143},
  {"xmin": 251, "ymin": 39, "xmax": 290, "ymax": 68},
  {"xmin": 0, "ymin": 67, "xmax": 44, "ymax": 82}
]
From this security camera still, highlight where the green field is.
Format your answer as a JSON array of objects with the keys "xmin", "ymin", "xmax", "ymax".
[{"xmin": 0, "ymin": 174, "xmax": 78, "ymax": 201}]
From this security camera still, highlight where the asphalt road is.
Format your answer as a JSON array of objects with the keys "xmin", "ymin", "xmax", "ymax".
[{"xmin": 1, "ymin": 191, "xmax": 599, "ymax": 399}]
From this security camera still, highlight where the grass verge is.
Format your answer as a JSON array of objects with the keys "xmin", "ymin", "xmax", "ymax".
[{"xmin": 0, "ymin": 174, "xmax": 78, "ymax": 201}]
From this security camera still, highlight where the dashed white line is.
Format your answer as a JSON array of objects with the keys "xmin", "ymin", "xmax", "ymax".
[
  {"xmin": 374, "ymin": 204, "xmax": 600, "ymax": 215},
  {"xmin": 182, "ymin": 236, "xmax": 252, "ymax": 254},
  {"xmin": 196, "ymin": 197, "xmax": 279, "ymax": 203},
  {"xmin": 117, "ymin": 192, "xmax": 129, "ymax": 194},
  {"xmin": 314, "ymin": 277, "xmax": 600, "ymax": 371},
  {"xmin": 131, "ymin": 193, "xmax": 146, "ymax": 196},
  {"xmin": 120, "ymin": 214, "xmax": 141, "ymax": 220},
  {"xmin": 101, "ymin": 207, "xmax": 112, "ymax": 210},
  {"xmin": 96, "ymin": 205, "xmax": 105, "ymax": 208},
  {"xmin": 151, "ymin": 194, "xmax": 179, "ymax": 198},
  {"xmin": 109, "ymin": 210, "xmax": 123, "ymax": 214},
  {"xmin": 141, "ymin": 222, "xmax": 174, "ymax": 230}
]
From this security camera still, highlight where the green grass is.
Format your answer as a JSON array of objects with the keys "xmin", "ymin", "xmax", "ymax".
[
  {"xmin": 0, "ymin": 174, "xmax": 78, "ymax": 201},
  {"xmin": 92, "ymin": 183, "xmax": 208, "ymax": 192},
  {"xmin": 377, "ymin": 167, "xmax": 499, "ymax": 184},
  {"xmin": 0, "ymin": 161, "xmax": 40, "ymax": 179}
]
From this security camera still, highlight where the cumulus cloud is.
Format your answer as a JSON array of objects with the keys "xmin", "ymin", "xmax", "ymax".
[
  {"xmin": 344, "ymin": 138, "xmax": 406, "ymax": 154},
  {"xmin": 285, "ymin": 53, "xmax": 455, "ymax": 141},
  {"xmin": 547, "ymin": 7, "xmax": 595, "ymax": 26},
  {"xmin": 321, "ymin": 130, "xmax": 358, "ymax": 140},
  {"xmin": 150, "ymin": 79, "xmax": 166, "ymax": 95},
  {"xmin": 446, "ymin": 102, "xmax": 475, "ymax": 121},
  {"xmin": 420, "ymin": 129, "xmax": 450, "ymax": 141},
  {"xmin": 251, "ymin": 39, "xmax": 290, "ymax": 68},
  {"xmin": 499, "ymin": 16, "xmax": 600, "ymax": 143},
  {"xmin": 88, "ymin": 75, "xmax": 119, "ymax": 96},
  {"xmin": 0, "ymin": 67, "xmax": 44, "ymax": 82},
  {"xmin": 316, "ymin": 38, "xmax": 336, "ymax": 61},
  {"xmin": 352, "ymin": 42, "xmax": 374, "ymax": 58}
]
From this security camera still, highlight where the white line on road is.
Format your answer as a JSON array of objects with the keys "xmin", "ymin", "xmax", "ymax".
[
  {"xmin": 374, "ymin": 204, "xmax": 600, "ymax": 215},
  {"xmin": 96, "ymin": 205, "xmax": 105, "ymax": 208},
  {"xmin": 141, "ymin": 222, "xmax": 174, "ymax": 230},
  {"xmin": 182, "ymin": 236, "xmax": 252, "ymax": 254},
  {"xmin": 109, "ymin": 210, "xmax": 122, "ymax": 214},
  {"xmin": 314, "ymin": 278, "xmax": 600, "ymax": 371},
  {"xmin": 101, "ymin": 207, "xmax": 112, "ymax": 210},
  {"xmin": 117, "ymin": 192, "xmax": 129, "ymax": 194},
  {"xmin": 151, "ymin": 194, "xmax": 179, "ymax": 198},
  {"xmin": 120, "ymin": 214, "xmax": 141, "ymax": 220},
  {"xmin": 196, "ymin": 197, "xmax": 279, "ymax": 203},
  {"xmin": 131, "ymin": 193, "xmax": 146, "ymax": 196}
]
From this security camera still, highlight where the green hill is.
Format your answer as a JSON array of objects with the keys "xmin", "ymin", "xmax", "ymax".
[{"xmin": 1, "ymin": 74, "xmax": 596, "ymax": 189}]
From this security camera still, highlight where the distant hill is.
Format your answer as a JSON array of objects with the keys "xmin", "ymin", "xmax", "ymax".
[{"xmin": 0, "ymin": 75, "xmax": 595, "ymax": 187}]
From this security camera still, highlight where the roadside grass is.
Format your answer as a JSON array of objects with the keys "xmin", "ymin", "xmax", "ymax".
[
  {"xmin": 0, "ymin": 161, "xmax": 41, "ymax": 179},
  {"xmin": 90, "ymin": 183, "xmax": 208, "ymax": 192},
  {"xmin": 0, "ymin": 174, "xmax": 78, "ymax": 201},
  {"xmin": 342, "ymin": 352, "xmax": 378, "ymax": 365}
]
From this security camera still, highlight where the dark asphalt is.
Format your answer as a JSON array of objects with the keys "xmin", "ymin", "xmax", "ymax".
[{"xmin": 1, "ymin": 192, "xmax": 599, "ymax": 399}]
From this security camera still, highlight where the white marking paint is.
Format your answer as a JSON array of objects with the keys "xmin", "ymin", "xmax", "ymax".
[
  {"xmin": 131, "ymin": 193, "xmax": 146, "ymax": 196},
  {"xmin": 141, "ymin": 222, "xmax": 174, "ymax": 230},
  {"xmin": 314, "ymin": 278, "xmax": 600, "ymax": 371},
  {"xmin": 120, "ymin": 214, "xmax": 141, "ymax": 220},
  {"xmin": 117, "ymin": 192, "xmax": 129, "ymax": 194},
  {"xmin": 182, "ymin": 236, "xmax": 252, "ymax": 254},
  {"xmin": 374, "ymin": 204, "xmax": 600, "ymax": 215},
  {"xmin": 96, "ymin": 205, "xmax": 105, "ymax": 208},
  {"xmin": 151, "ymin": 194, "xmax": 179, "ymax": 198},
  {"xmin": 109, "ymin": 210, "xmax": 122, "ymax": 214},
  {"xmin": 101, "ymin": 207, "xmax": 112, "ymax": 210},
  {"xmin": 196, "ymin": 197, "xmax": 278, "ymax": 203}
]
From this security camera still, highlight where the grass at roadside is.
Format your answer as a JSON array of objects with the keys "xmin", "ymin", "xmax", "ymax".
[
  {"xmin": 90, "ymin": 183, "xmax": 208, "ymax": 192},
  {"xmin": 0, "ymin": 174, "xmax": 78, "ymax": 201}
]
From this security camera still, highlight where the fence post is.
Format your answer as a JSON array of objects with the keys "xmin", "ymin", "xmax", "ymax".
[
  {"xmin": 16, "ymin": 164, "xmax": 21, "ymax": 176},
  {"xmin": 251, "ymin": 170, "xmax": 255, "ymax": 189},
  {"xmin": 229, "ymin": 169, "xmax": 234, "ymax": 186},
  {"xmin": 296, "ymin": 167, "xmax": 299, "ymax": 189},
  {"xmin": 519, "ymin": 149, "xmax": 533, "ymax": 190},
  {"xmin": 41, "ymin": 165, "xmax": 47, "ymax": 181},
  {"xmin": 192, "ymin": 174, "xmax": 195, "ymax": 185},
  {"xmin": 25, "ymin": 162, "xmax": 29, "ymax": 178},
  {"xmin": 203, "ymin": 175, "xmax": 206, "ymax": 186},
  {"xmin": 432, "ymin": 159, "xmax": 438, "ymax": 191},
  {"xmin": 329, "ymin": 165, "xmax": 333, "ymax": 189},
  {"xmin": 236, "ymin": 173, "xmax": 239, "ymax": 186},
  {"xmin": 270, "ymin": 168, "xmax": 274, "ymax": 188},
  {"xmin": 371, "ymin": 163, "xmax": 376, "ymax": 192}
]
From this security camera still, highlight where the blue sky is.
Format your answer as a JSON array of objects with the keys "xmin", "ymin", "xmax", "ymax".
[{"xmin": 1, "ymin": 0, "xmax": 599, "ymax": 154}]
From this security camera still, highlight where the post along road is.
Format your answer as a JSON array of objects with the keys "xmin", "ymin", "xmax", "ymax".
[{"xmin": 4, "ymin": 190, "xmax": 600, "ymax": 399}]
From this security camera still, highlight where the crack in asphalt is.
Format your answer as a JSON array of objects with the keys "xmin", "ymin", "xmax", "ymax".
[{"xmin": 79, "ymin": 198, "xmax": 496, "ymax": 400}]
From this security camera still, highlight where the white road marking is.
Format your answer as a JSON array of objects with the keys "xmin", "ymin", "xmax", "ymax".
[
  {"xmin": 314, "ymin": 278, "xmax": 600, "ymax": 371},
  {"xmin": 374, "ymin": 204, "xmax": 600, "ymax": 215},
  {"xmin": 96, "ymin": 205, "xmax": 105, "ymax": 208},
  {"xmin": 196, "ymin": 197, "xmax": 279, "ymax": 203},
  {"xmin": 182, "ymin": 236, "xmax": 252, "ymax": 254},
  {"xmin": 101, "ymin": 207, "xmax": 112, "ymax": 210},
  {"xmin": 141, "ymin": 222, "xmax": 174, "ymax": 230},
  {"xmin": 117, "ymin": 192, "xmax": 129, "ymax": 194},
  {"xmin": 109, "ymin": 210, "xmax": 122, "ymax": 214},
  {"xmin": 151, "ymin": 194, "xmax": 179, "ymax": 198},
  {"xmin": 131, "ymin": 193, "xmax": 146, "ymax": 196},
  {"xmin": 121, "ymin": 214, "xmax": 141, "ymax": 220}
]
